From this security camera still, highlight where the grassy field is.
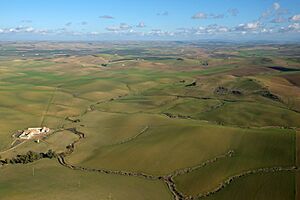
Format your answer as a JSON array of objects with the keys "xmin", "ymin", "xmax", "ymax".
[
  {"xmin": 69, "ymin": 114, "xmax": 241, "ymax": 174},
  {"xmin": 0, "ymin": 42, "xmax": 300, "ymax": 199},
  {"xmin": 204, "ymin": 171, "xmax": 295, "ymax": 200},
  {"xmin": 174, "ymin": 127, "xmax": 295, "ymax": 196},
  {"xmin": 0, "ymin": 159, "xmax": 171, "ymax": 200}
]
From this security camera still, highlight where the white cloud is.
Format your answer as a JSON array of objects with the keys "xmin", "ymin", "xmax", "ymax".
[
  {"xmin": 5, "ymin": 26, "xmax": 34, "ymax": 33},
  {"xmin": 146, "ymin": 29, "xmax": 174, "ymax": 37},
  {"xmin": 120, "ymin": 23, "xmax": 132, "ymax": 30},
  {"xmin": 245, "ymin": 22, "xmax": 260, "ymax": 29},
  {"xmin": 89, "ymin": 31, "xmax": 100, "ymax": 35},
  {"xmin": 218, "ymin": 27, "xmax": 229, "ymax": 32},
  {"xmin": 137, "ymin": 22, "xmax": 146, "ymax": 28},
  {"xmin": 35, "ymin": 29, "xmax": 51, "ymax": 35},
  {"xmin": 106, "ymin": 26, "xmax": 120, "ymax": 32},
  {"xmin": 176, "ymin": 24, "xmax": 230, "ymax": 36},
  {"xmin": 192, "ymin": 12, "xmax": 225, "ymax": 20},
  {"xmin": 290, "ymin": 14, "xmax": 300, "ymax": 22},
  {"xmin": 236, "ymin": 21, "xmax": 260, "ymax": 31},
  {"xmin": 271, "ymin": 16, "xmax": 286, "ymax": 23},
  {"xmin": 273, "ymin": 2, "xmax": 280, "ymax": 11},
  {"xmin": 192, "ymin": 12, "xmax": 207, "ymax": 19},
  {"xmin": 99, "ymin": 15, "xmax": 114, "ymax": 19},
  {"xmin": 279, "ymin": 23, "xmax": 300, "ymax": 33},
  {"xmin": 25, "ymin": 27, "xmax": 35, "ymax": 32},
  {"xmin": 1, "ymin": 12, "xmax": 300, "ymax": 39},
  {"xmin": 260, "ymin": 28, "xmax": 273, "ymax": 33},
  {"xmin": 288, "ymin": 23, "xmax": 300, "ymax": 30},
  {"xmin": 260, "ymin": 2, "xmax": 286, "ymax": 21},
  {"xmin": 106, "ymin": 23, "xmax": 132, "ymax": 32}
]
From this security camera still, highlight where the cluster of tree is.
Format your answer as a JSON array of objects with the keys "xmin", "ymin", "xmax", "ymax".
[
  {"xmin": 261, "ymin": 57, "xmax": 273, "ymax": 64},
  {"xmin": 201, "ymin": 60, "xmax": 209, "ymax": 66},
  {"xmin": 163, "ymin": 113, "xmax": 192, "ymax": 120},
  {"xmin": 214, "ymin": 86, "xmax": 243, "ymax": 96},
  {"xmin": 185, "ymin": 81, "xmax": 197, "ymax": 87},
  {"xmin": 0, "ymin": 149, "xmax": 57, "ymax": 165},
  {"xmin": 257, "ymin": 90, "xmax": 281, "ymax": 101},
  {"xmin": 66, "ymin": 128, "xmax": 85, "ymax": 138}
]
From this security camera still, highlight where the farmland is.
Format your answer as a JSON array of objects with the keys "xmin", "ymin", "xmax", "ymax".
[{"xmin": 0, "ymin": 41, "xmax": 300, "ymax": 199}]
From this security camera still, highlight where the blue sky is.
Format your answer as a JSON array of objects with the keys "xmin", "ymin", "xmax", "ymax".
[{"xmin": 0, "ymin": 0, "xmax": 300, "ymax": 41}]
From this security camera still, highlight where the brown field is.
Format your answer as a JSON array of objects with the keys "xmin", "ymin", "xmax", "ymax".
[{"xmin": 283, "ymin": 73, "xmax": 300, "ymax": 87}]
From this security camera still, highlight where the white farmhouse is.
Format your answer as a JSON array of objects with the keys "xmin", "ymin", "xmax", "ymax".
[{"xmin": 19, "ymin": 127, "xmax": 50, "ymax": 139}]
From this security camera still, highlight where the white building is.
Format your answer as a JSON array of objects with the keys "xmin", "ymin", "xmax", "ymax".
[{"xmin": 19, "ymin": 127, "xmax": 50, "ymax": 139}]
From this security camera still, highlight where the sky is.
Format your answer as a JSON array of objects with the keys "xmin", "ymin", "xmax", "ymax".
[{"xmin": 0, "ymin": 0, "xmax": 300, "ymax": 41}]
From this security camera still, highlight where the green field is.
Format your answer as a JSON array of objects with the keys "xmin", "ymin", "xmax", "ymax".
[
  {"xmin": 0, "ymin": 42, "xmax": 300, "ymax": 200},
  {"xmin": 205, "ymin": 171, "xmax": 296, "ymax": 200},
  {"xmin": 0, "ymin": 159, "xmax": 171, "ymax": 200}
]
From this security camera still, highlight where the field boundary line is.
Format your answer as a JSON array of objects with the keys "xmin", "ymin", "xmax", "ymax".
[{"xmin": 40, "ymin": 87, "xmax": 58, "ymax": 127}]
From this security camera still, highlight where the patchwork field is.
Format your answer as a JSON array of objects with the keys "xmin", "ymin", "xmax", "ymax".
[{"xmin": 0, "ymin": 42, "xmax": 300, "ymax": 200}]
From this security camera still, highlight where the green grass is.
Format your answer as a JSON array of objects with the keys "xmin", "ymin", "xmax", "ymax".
[
  {"xmin": 205, "ymin": 171, "xmax": 295, "ymax": 200},
  {"xmin": 0, "ymin": 45, "xmax": 299, "ymax": 200},
  {"xmin": 0, "ymin": 159, "xmax": 171, "ymax": 200},
  {"xmin": 0, "ymin": 130, "xmax": 79, "ymax": 159},
  {"xmin": 196, "ymin": 101, "xmax": 300, "ymax": 127},
  {"xmin": 68, "ymin": 113, "xmax": 239, "ymax": 174},
  {"xmin": 174, "ymin": 128, "xmax": 295, "ymax": 196}
]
